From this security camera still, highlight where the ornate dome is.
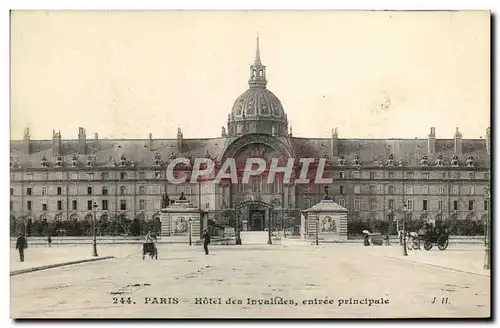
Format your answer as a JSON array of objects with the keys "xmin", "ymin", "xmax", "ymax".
[
  {"xmin": 231, "ymin": 88, "xmax": 286, "ymax": 119},
  {"xmin": 227, "ymin": 37, "xmax": 289, "ymax": 137}
]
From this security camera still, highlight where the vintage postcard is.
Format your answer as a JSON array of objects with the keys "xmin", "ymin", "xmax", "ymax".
[{"xmin": 9, "ymin": 10, "xmax": 491, "ymax": 319}]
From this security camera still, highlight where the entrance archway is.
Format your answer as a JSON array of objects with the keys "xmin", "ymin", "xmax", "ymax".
[{"xmin": 235, "ymin": 199, "xmax": 274, "ymax": 231}]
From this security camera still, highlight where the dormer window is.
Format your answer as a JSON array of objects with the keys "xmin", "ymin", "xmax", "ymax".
[
  {"xmin": 387, "ymin": 154, "xmax": 394, "ymax": 166},
  {"xmin": 466, "ymin": 155, "xmax": 475, "ymax": 167},
  {"xmin": 72, "ymin": 154, "xmax": 78, "ymax": 167},
  {"xmin": 205, "ymin": 150, "xmax": 211, "ymax": 159},
  {"xmin": 153, "ymin": 153, "xmax": 162, "ymax": 167},
  {"xmin": 10, "ymin": 157, "xmax": 13, "ymax": 168},
  {"xmin": 451, "ymin": 155, "xmax": 460, "ymax": 167},
  {"xmin": 120, "ymin": 154, "xmax": 127, "ymax": 167},
  {"xmin": 55, "ymin": 156, "xmax": 63, "ymax": 167},
  {"xmin": 41, "ymin": 155, "xmax": 48, "ymax": 168},
  {"xmin": 86, "ymin": 155, "xmax": 93, "ymax": 167},
  {"xmin": 379, "ymin": 160, "xmax": 384, "ymax": 167},
  {"xmin": 420, "ymin": 155, "xmax": 429, "ymax": 166},
  {"xmin": 435, "ymin": 154, "xmax": 444, "ymax": 167},
  {"xmin": 398, "ymin": 160, "xmax": 404, "ymax": 166},
  {"xmin": 352, "ymin": 154, "xmax": 360, "ymax": 166},
  {"xmin": 170, "ymin": 153, "xmax": 176, "ymax": 160},
  {"xmin": 337, "ymin": 154, "xmax": 346, "ymax": 166}
]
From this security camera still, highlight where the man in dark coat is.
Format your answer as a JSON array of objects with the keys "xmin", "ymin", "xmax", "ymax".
[
  {"xmin": 201, "ymin": 229, "xmax": 210, "ymax": 255},
  {"xmin": 15, "ymin": 233, "xmax": 27, "ymax": 262}
]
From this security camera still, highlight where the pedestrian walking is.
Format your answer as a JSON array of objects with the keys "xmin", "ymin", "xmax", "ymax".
[
  {"xmin": 384, "ymin": 234, "xmax": 390, "ymax": 246},
  {"xmin": 15, "ymin": 233, "xmax": 27, "ymax": 262},
  {"xmin": 47, "ymin": 236, "xmax": 52, "ymax": 247},
  {"xmin": 201, "ymin": 229, "xmax": 210, "ymax": 255},
  {"xmin": 363, "ymin": 233, "xmax": 370, "ymax": 246}
]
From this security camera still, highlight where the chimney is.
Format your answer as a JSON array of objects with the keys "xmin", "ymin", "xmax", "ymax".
[
  {"xmin": 454, "ymin": 127, "xmax": 462, "ymax": 154},
  {"xmin": 52, "ymin": 129, "xmax": 61, "ymax": 156},
  {"xmin": 486, "ymin": 127, "xmax": 491, "ymax": 155},
  {"xmin": 94, "ymin": 132, "xmax": 99, "ymax": 140},
  {"xmin": 23, "ymin": 127, "xmax": 31, "ymax": 154},
  {"xmin": 78, "ymin": 127, "xmax": 87, "ymax": 154},
  {"xmin": 331, "ymin": 127, "xmax": 339, "ymax": 156},
  {"xmin": 177, "ymin": 128, "xmax": 183, "ymax": 153},
  {"xmin": 149, "ymin": 133, "xmax": 153, "ymax": 150},
  {"xmin": 427, "ymin": 127, "xmax": 436, "ymax": 153}
]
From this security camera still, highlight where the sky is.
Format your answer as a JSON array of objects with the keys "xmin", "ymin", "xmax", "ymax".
[{"xmin": 10, "ymin": 10, "xmax": 490, "ymax": 140}]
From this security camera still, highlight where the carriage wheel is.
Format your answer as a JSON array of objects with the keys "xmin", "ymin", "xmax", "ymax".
[
  {"xmin": 424, "ymin": 241, "xmax": 433, "ymax": 251},
  {"xmin": 412, "ymin": 238, "xmax": 421, "ymax": 250},
  {"xmin": 142, "ymin": 254, "xmax": 145, "ymax": 260},
  {"xmin": 155, "ymin": 250, "xmax": 158, "ymax": 260},
  {"xmin": 437, "ymin": 236, "xmax": 449, "ymax": 251}
]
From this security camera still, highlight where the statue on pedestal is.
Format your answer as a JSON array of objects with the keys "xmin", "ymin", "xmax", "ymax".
[
  {"xmin": 179, "ymin": 192, "xmax": 186, "ymax": 200},
  {"xmin": 161, "ymin": 192, "xmax": 171, "ymax": 208},
  {"xmin": 323, "ymin": 186, "xmax": 332, "ymax": 200}
]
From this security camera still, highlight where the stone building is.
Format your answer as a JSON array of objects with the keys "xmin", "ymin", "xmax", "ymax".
[{"xmin": 10, "ymin": 38, "xmax": 491, "ymax": 234}]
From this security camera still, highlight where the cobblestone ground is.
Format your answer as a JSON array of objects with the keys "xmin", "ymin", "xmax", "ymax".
[{"xmin": 10, "ymin": 243, "xmax": 490, "ymax": 319}]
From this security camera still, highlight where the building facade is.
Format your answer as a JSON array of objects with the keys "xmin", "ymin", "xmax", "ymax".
[{"xmin": 10, "ymin": 38, "xmax": 491, "ymax": 233}]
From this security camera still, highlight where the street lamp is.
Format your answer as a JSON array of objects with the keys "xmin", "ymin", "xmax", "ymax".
[
  {"xmin": 484, "ymin": 185, "xmax": 490, "ymax": 270},
  {"xmin": 402, "ymin": 202, "xmax": 408, "ymax": 256},
  {"xmin": 315, "ymin": 216, "xmax": 319, "ymax": 246},
  {"xmin": 188, "ymin": 218, "xmax": 192, "ymax": 246},
  {"xmin": 267, "ymin": 211, "xmax": 272, "ymax": 245},
  {"xmin": 92, "ymin": 201, "xmax": 98, "ymax": 257},
  {"xmin": 235, "ymin": 211, "xmax": 242, "ymax": 245}
]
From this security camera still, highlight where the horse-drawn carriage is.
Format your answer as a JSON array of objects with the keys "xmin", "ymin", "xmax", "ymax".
[
  {"xmin": 409, "ymin": 227, "xmax": 449, "ymax": 251},
  {"xmin": 142, "ymin": 242, "xmax": 158, "ymax": 260}
]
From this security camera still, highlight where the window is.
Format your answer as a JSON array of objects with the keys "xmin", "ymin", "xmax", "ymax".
[
  {"xmin": 101, "ymin": 172, "xmax": 109, "ymax": 180},
  {"xmin": 388, "ymin": 186, "xmax": 395, "ymax": 195},
  {"xmin": 354, "ymin": 185, "xmax": 361, "ymax": 194},
  {"xmin": 70, "ymin": 185, "xmax": 78, "ymax": 195},
  {"xmin": 87, "ymin": 200, "xmax": 93, "ymax": 210},
  {"xmin": 305, "ymin": 198, "xmax": 311, "ymax": 208},
  {"xmin": 453, "ymin": 172, "xmax": 460, "ymax": 180},
  {"xmin": 10, "ymin": 201, "xmax": 13, "ymax": 210},
  {"xmin": 139, "ymin": 186, "xmax": 145, "ymax": 195},
  {"xmin": 339, "ymin": 172, "xmax": 345, "ymax": 179},
  {"xmin": 27, "ymin": 200, "xmax": 32, "ymax": 211},
  {"xmin": 139, "ymin": 172, "xmax": 146, "ymax": 180},
  {"xmin": 185, "ymin": 185, "xmax": 192, "ymax": 195},
  {"xmin": 370, "ymin": 200, "xmax": 376, "ymax": 211},
  {"xmin": 484, "ymin": 173, "xmax": 490, "ymax": 180},
  {"xmin": 57, "ymin": 200, "xmax": 62, "ymax": 211},
  {"xmin": 442, "ymin": 172, "xmax": 447, "ymax": 179},
  {"xmin": 154, "ymin": 199, "xmax": 161, "ymax": 210},
  {"xmin": 353, "ymin": 171, "xmax": 361, "ymax": 179},
  {"xmin": 406, "ymin": 185, "xmax": 413, "ymax": 195},
  {"xmin": 377, "ymin": 185, "xmax": 384, "ymax": 194},
  {"xmin": 102, "ymin": 200, "xmax": 108, "ymax": 211},
  {"xmin": 422, "ymin": 172, "xmax": 429, "ymax": 179},
  {"xmin": 388, "ymin": 172, "xmax": 395, "ymax": 179},
  {"xmin": 72, "ymin": 200, "xmax": 78, "ymax": 210},
  {"xmin": 120, "ymin": 200, "xmax": 127, "ymax": 211},
  {"xmin": 388, "ymin": 199, "xmax": 394, "ymax": 210},
  {"xmin": 438, "ymin": 200, "xmax": 443, "ymax": 211},
  {"xmin": 205, "ymin": 202, "xmax": 210, "ymax": 210},
  {"xmin": 423, "ymin": 200, "xmax": 428, "ymax": 211},
  {"xmin": 422, "ymin": 185, "xmax": 429, "ymax": 195},
  {"xmin": 57, "ymin": 187, "xmax": 62, "ymax": 195},
  {"xmin": 139, "ymin": 199, "xmax": 145, "ymax": 211},
  {"xmin": 370, "ymin": 172, "xmax": 376, "ymax": 179},
  {"xmin": 468, "ymin": 200, "xmax": 474, "ymax": 211},
  {"xmin": 452, "ymin": 185, "xmax": 459, "ymax": 195},
  {"xmin": 10, "ymin": 188, "xmax": 13, "ymax": 196},
  {"xmin": 120, "ymin": 172, "xmax": 127, "ymax": 180},
  {"xmin": 369, "ymin": 185, "xmax": 375, "ymax": 194},
  {"xmin": 468, "ymin": 186, "xmax": 475, "ymax": 195},
  {"xmin": 120, "ymin": 186, "xmax": 126, "ymax": 196},
  {"xmin": 339, "ymin": 199, "xmax": 346, "ymax": 208},
  {"xmin": 27, "ymin": 187, "xmax": 32, "ymax": 195},
  {"xmin": 354, "ymin": 199, "xmax": 361, "ymax": 211},
  {"xmin": 87, "ymin": 186, "xmax": 93, "ymax": 195},
  {"xmin": 340, "ymin": 186, "xmax": 345, "ymax": 195},
  {"xmin": 484, "ymin": 200, "xmax": 489, "ymax": 211},
  {"xmin": 468, "ymin": 172, "xmax": 475, "ymax": 180},
  {"xmin": 454, "ymin": 200, "xmax": 458, "ymax": 211},
  {"xmin": 407, "ymin": 200, "xmax": 413, "ymax": 211},
  {"xmin": 41, "ymin": 187, "xmax": 47, "ymax": 196},
  {"xmin": 438, "ymin": 186, "xmax": 444, "ymax": 195},
  {"xmin": 406, "ymin": 172, "xmax": 414, "ymax": 179},
  {"xmin": 71, "ymin": 172, "xmax": 79, "ymax": 180},
  {"xmin": 42, "ymin": 202, "xmax": 47, "ymax": 211},
  {"xmin": 154, "ymin": 172, "xmax": 161, "ymax": 179},
  {"xmin": 102, "ymin": 186, "xmax": 108, "ymax": 195}
]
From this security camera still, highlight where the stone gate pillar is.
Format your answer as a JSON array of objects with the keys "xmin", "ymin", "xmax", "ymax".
[{"xmin": 160, "ymin": 200, "xmax": 204, "ymax": 243}]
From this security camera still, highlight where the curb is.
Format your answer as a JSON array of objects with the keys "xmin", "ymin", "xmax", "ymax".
[{"xmin": 10, "ymin": 256, "xmax": 115, "ymax": 276}]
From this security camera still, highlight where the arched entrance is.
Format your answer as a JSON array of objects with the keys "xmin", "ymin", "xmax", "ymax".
[{"xmin": 235, "ymin": 199, "xmax": 274, "ymax": 231}]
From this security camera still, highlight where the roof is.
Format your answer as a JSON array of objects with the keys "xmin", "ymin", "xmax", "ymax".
[{"xmin": 10, "ymin": 135, "xmax": 490, "ymax": 169}]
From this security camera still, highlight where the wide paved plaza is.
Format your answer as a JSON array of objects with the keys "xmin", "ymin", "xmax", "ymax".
[{"xmin": 10, "ymin": 243, "xmax": 490, "ymax": 318}]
